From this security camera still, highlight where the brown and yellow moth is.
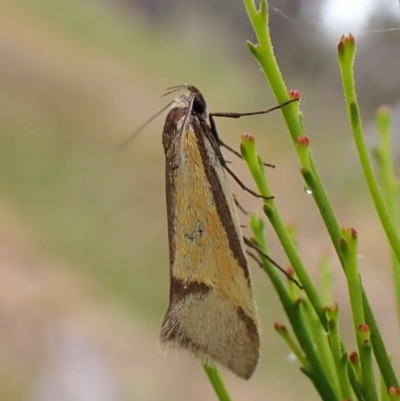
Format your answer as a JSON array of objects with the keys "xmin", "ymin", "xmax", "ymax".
[{"xmin": 158, "ymin": 85, "xmax": 294, "ymax": 379}]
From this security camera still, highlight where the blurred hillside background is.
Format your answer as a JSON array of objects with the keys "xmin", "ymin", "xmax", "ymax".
[{"xmin": 1, "ymin": 0, "xmax": 400, "ymax": 400}]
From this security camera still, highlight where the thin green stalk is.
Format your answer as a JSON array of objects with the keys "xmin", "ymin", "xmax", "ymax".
[
  {"xmin": 357, "ymin": 323, "xmax": 377, "ymax": 401},
  {"xmin": 275, "ymin": 323, "xmax": 309, "ymax": 368},
  {"xmin": 292, "ymin": 301, "xmax": 338, "ymax": 401},
  {"xmin": 302, "ymin": 300, "xmax": 340, "ymax": 397},
  {"xmin": 374, "ymin": 106, "xmax": 400, "ymax": 326},
  {"xmin": 202, "ymin": 362, "xmax": 232, "ymax": 401},
  {"xmin": 362, "ymin": 291, "xmax": 400, "ymax": 389},
  {"xmin": 339, "ymin": 230, "xmax": 365, "ymax": 342},
  {"xmin": 318, "ymin": 253, "xmax": 334, "ymax": 306},
  {"xmin": 338, "ymin": 35, "xmax": 400, "ymax": 277},
  {"xmin": 250, "ymin": 216, "xmax": 338, "ymax": 401},
  {"xmin": 244, "ymin": 0, "xmax": 346, "ymax": 276},
  {"xmin": 242, "ymin": 0, "xmax": 399, "ymax": 392},
  {"xmin": 340, "ymin": 225, "xmax": 377, "ymax": 400},
  {"xmin": 249, "ymin": 214, "xmax": 291, "ymax": 303},
  {"xmin": 243, "ymin": 0, "xmax": 345, "ymax": 275},
  {"xmin": 250, "ymin": 218, "xmax": 333, "ymax": 395},
  {"xmin": 337, "ymin": 33, "xmax": 400, "ymax": 390},
  {"xmin": 374, "ymin": 106, "xmax": 398, "ymax": 227},
  {"xmin": 326, "ymin": 304, "xmax": 352, "ymax": 400},
  {"xmin": 381, "ymin": 374, "xmax": 390, "ymax": 401},
  {"xmin": 243, "ymin": 0, "xmax": 302, "ymax": 140},
  {"xmin": 348, "ymin": 361, "xmax": 364, "ymax": 401},
  {"xmin": 241, "ymin": 133, "xmax": 325, "ymax": 324},
  {"xmin": 349, "ymin": 352, "xmax": 362, "ymax": 383}
]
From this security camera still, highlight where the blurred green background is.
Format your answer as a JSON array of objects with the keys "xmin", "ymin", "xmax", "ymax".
[{"xmin": 1, "ymin": 0, "xmax": 399, "ymax": 400}]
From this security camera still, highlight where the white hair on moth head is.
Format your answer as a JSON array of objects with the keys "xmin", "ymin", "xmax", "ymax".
[{"xmin": 171, "ymin": 93, "xmax": 192, "ymax": 110}]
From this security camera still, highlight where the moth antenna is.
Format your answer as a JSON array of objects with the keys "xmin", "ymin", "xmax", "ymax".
[
  {"xmin": 118, "ymin": 100, "xmax": 174, "ymax": 153},
  {"xmin": 243, "ymin": 237, "xmax": 303, "ymax": 289},
  {"xmin": 162, "ymin": 84, "xmax": 189, "ymax": 98}
]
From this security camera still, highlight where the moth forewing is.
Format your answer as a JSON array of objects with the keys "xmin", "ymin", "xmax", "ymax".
[{"xmin": 160, "ymin": 88, "xmax": 260, "ymax": 379}]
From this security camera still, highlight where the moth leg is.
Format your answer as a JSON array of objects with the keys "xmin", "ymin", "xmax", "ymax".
[
  {"xmin": 209, "ymin": 114, "xmax": 274, "ymax": 168},
  {"xmin": 209, "ymin": 98, "xmax": 298, "ymax": 121},
  {"xmin": 246, "ymin": 250, "xmax": 263, "ymax": 267},
  {"xmin": 208, "ymin": 98, "xmax": 299, "ymax": 167},
  {"xmin": 223, "ymin": 162, "xmax": 273, "ymax": 201},
  {"xmin": 233, "ymin": 195, "xmax": 248, "ymax": 215},
  {"xmin": 243, "ymin": 237, "xmax": 303, "ymax": 289},
  {"xmin": 219, "ymin": 139, "xmax": 275, "ymax": 168}
]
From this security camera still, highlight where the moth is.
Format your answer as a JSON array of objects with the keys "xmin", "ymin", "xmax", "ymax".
[{"xmin": 159, "ymin": 85, "xmax": 275, "ymax": 379}]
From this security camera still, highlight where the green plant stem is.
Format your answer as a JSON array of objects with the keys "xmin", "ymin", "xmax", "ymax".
[
  {"xmin": 241, "ymin": 134, "xmax": 326, "ymax": 325},
  {"xmin": 202, "ymin": 362, "xmax": 232, "ymax": 401},
  {"xmin": 362, "ymin": 291, "xmax": 400, "ymax": 389},
  {"xmin": 294, "ymin": 303, "xmax": 338, "ymax": 401},
  {"xmin": 303, "ymin": 300, "xmax": 340, "ymax": 397},
  {"xmin": 337, "ymin": 34, "xmax": 400, "ymax": 391},
  {"xmin": 242, "ymin": 0, "xmax": 399, "ymax": 393},
  {"xmin": 275, "ymin": 323, "xmax": 308, "ymax": 367},
  {"xmin": 243, "ymin": 0, "xmax": 345, "ymax": 283},
  {"xmin": 326, "ymin": 304, "xmax": 352, "ymax": 400},
  {"xmin": 381, "ymin": 374, "xmax": 390, "ymax": 401},
  {"xmin": 250, "ymin": 214, "xmax": 291, "ymax": 305},
  {"xmin": 250, "ymin": 217, "xmax": 338, "ymax": 401},
  {"xmin": 338, "ymin": 36, "xmax": 400, "ymax": 288},
  {"xmin": 243, "ymin": 0, "xmax": 302, "ymax": 140},
  {"xmin": 318, "ymin": 253, "xmax": 334, "ymax": 306},
  {"xmin": 339, "ymin": 228, "xmax": 376, "ymax": 399},
  {"xmin": 374, "ymin": 107, "xmax": 400, "ymax": 326}
]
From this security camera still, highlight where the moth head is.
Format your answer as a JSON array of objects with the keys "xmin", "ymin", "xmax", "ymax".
[
  {"xmin": 169, "ymin": 85, "xmax": 208, "ymax": 121},
  {"xmin": 187, "ymin": 85, "xmax": 207, "ymax": 121}
]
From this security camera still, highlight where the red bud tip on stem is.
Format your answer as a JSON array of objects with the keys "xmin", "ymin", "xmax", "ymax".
[
  {"xmin": 326, "ymin": 303, "xmax": 338, "ymax": 313},
  {"xmin": 241, "ymin": 132, "xmax": 255, "ymax": 143},
  {"xmin": 289, "ymin": 89, "xmax": 300, "ymax": 100},
  {"xmin": 325, "ymin": 303, "xmax": 338, "ymax": 320},
  {"xmin": 377, "ymin": 105, "xmax": 390, "ymax": 115},
  {"xmin": 358, "ymin": 324, "xmax": 370, "ymax": 344},
  {"xmin": 338, "ymin": 34, "xmax": 355, "ymax": 57},
  {"xmin": 388, "ymin": 386, "xmax": 400, "ymax": 396},
  {"xmin": 296, "ymin": 136, "xmax": 309, "ymax": 147},
  {"xmin": 342, "ymin": 227, "xmax": 358, "ymax": 238},
  {"xmin": 338, "ymin": 40, "xmax": 345, "ymax": 54},
  {"xmin": 339, "ymin": 34, "xmax": 355, "ymax": 46},
  {"xmin": 349, "ymin": 351, "xmax": 359, "ymax": 364},
  {"xmin": 274, "ymin": 322, "xmax": 287, "ymax": 334}
]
